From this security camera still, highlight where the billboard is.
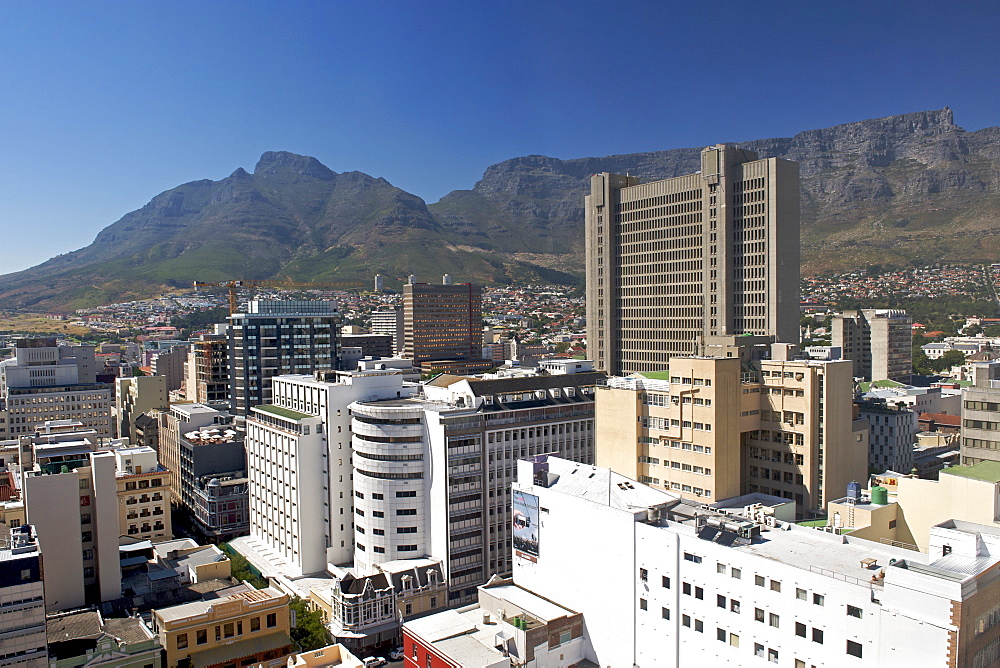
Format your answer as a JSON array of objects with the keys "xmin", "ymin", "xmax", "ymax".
[{"xmin": 512, "ymin": 490, "xmax": 540, "ymax": 561}]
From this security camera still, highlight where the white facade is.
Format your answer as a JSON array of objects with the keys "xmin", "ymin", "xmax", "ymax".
[
  {"xmin": 512, "ymin": 456, "xmax": 1000, "ymax": 668},
  {"xmin": 0, "ymin": 527, "xmax": 47, "ymax": 667},
  {"xmin": 245, "ymin": 370, "xmax": 414, "ymax": 576}
]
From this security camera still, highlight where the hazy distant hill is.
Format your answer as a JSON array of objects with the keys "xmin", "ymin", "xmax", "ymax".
[{"xmin": 2, "ymin": 108, "xmax": 998, "ymax": 311}]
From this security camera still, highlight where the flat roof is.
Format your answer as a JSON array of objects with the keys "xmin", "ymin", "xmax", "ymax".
[
  {"xmin": 482, "ymin": 584, "xmax": 576, "ymax": 622},
  {"xmin": 942, "ymin": 461, "xmax": 1000, "ymax": 483},
  {"xmin": 253, "ymin": 405, "xmax": 312, "ymax": 421}
]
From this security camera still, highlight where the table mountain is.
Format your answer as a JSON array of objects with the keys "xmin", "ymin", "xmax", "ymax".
[{"xmin": 2, "ymin": 109, "xmax": 998, "ymax": 311}]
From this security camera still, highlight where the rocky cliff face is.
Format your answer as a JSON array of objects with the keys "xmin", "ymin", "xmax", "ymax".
[{"xmin": 3, "ymin": 110, "xmax": 999, "ymax": 311}]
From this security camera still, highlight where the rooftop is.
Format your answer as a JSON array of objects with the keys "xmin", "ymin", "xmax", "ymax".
[
  {"xmin": 942, "ymin": 461, "xmax": 1000, "ymax": 483},
  {"xmin": 252, "ymin": 404, "xmax": 313, "ymax": 421}
]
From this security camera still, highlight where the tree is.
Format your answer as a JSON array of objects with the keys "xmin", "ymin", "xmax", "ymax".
[
  {"xmin": 931, "ymin": 349, "xmax": 966, "ymax": 372},
  {"xmin": 964, "ymin": 323, "xmax": 983, "ymax": 336},
  {"xmin": 289, "ymin": 597, "xmax": 330, "ymax": 651},
  {"xmin": 554, "ymin": 342, "xmax": 571, "ymax": 354}
]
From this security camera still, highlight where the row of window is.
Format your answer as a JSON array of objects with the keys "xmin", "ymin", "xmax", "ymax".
[{"xmin": 175, "ymin": 613, "xmax": 278, "ymax": 648}]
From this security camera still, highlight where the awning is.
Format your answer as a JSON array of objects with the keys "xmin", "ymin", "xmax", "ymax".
[{"xmin": 190, "ymin": 632, "xmax": 292, "ymax": 668}]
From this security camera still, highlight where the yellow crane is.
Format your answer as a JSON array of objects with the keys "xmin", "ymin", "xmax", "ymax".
[{"xmin": 193, "ymin": 279, "xmax": 366, "ymax": 314}]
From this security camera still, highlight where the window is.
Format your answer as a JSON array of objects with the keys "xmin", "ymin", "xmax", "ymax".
[
  {"xmin": 661, "ymin": 607, "xmax": 670, "ymax": 620},
  {"xmin": 197, "ymin": 629, "xmax": 207, "ymax": 645},
  {"xmin": 662, "ymin": 576, "xmax": 671, "ymax": 589},
  {"xmin": 847, "ymin": 640, "xmax": 863, "ymax": 658},
  {"xmin": 266, "ymin": 613, "xmax": 277, "ymax": 628},
  {"xmin": 684, "ymin": 552, "xmax": 702, "ymax": 564},
  {"xmin": 847, "ymin": 605, "xmax": 863, "ymax": 618},
  {"xmin": 717, "ymin": 563, "xmax": 726, "ymax": 574},
  {"xmin": 82, "ymin": 549, "xmax": 93, "ymax": 560},
  {"xmin": 397, "ymin": 490, "xmax": 417, "ymax": 497},
  {"xmin": 812, "ymin": 628, "xmax": 824, "ymax": 644},
  {"xmin": 81, "ymin": 531, "xmax": 92, "ymax": 542},
  {"xmin": 730, "ymin": 599, "xmax": 740, "ymax": 613},
  {"xmin": 177, "ymin": 634, "xmax": 188, "ymax": 649},
  {"xmin": 695, "ymin": 586, "xmax": 703, "ymax": 600},
  {"xmin": 813, "ymin": 593, "xmax": 825, "ymax": 606},
  {"xmin": 755, "ymin": 643, "xmax": 765, "ymax": 658},
  {"xmin": 80, "ymin": 514, "xmax": 91, "ymax": 524},
  {"xmin": 83, "ymin": 566, "xmax": 94, "ymax": 578},
  {"xmin": 795, "ymin": 622, "xmax": 806, "ymax": 637},
  {"xmin": 717, "ymin": 595, "xmax": 726, "ymax": 608},
  {"xmin": 682, "ymin": 582, "xmax": 691, "ymax": 596},
  {"xmin": 251, "ymin": 617, "xmax": 260, "ymax": 632},
  {"xmin": 770, "ymin": 580, "xmax": 781, "ymax": 592},
  {"xmin": 769, "ymin": 613, "xmax": 780, "ymax": 628},
  {"xmin": 729, "ymin": 633, "xmax": 739, "ymax": 648},
  {"xmin": 397, "ymin": 508, "xmax": 417, "ymax": 515},
  {"xmin": 717, "ymin": 627, "xmax": 727, "ymax": 642},
  {"xmin": 224, "ymin": 623, "xmax": 235, "ymax": 638},
  {"xmin": 755, "ymin": 608, "xmax": 765, "ymax": 623},
  {"xmin": 639, "ymin": 598, "xmax": 647, "ymax": 611},
  {"xmin": 640, "ymin": 568, "xmax": 648, "ymax": 581},
  {"xmin": 768, "ymin": 648, "xmax": 778, "ymax": 663},
  {"xmin": 755, "ymin": 575, "xmax": 765, "ymax": 587},
  {"xmin": 796, "ymin": 587, "xmax": 807, "ymax": 601},
  {"xmin": 682, "ymin": 615, "xmax": 691, "ymax": 628},
  {"xmin": 731, "ymin": 567, "xmax": 741, "ymax": 579},
  {"xmin": 694, "ymin": 619, "xmax": 703, "ymax": 633}
]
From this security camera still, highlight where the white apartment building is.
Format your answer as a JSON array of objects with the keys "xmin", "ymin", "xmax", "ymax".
[
  {"xmin": 244, "ymin": 370, "xmax": 414, "ymax": 576},
  {"xmin": 512, "ymin": 456, "xmax": 1000, "ymax": 668}
]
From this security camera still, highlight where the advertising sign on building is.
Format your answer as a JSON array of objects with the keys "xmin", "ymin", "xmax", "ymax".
[{"xmin": 513, "ymin": 490, "xmax": 540, "ymax": 562}]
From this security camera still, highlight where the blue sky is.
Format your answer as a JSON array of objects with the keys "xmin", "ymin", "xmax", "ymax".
[{"xmin": 1, "ymin": 0, "xmax": 998, "ymax": 274}]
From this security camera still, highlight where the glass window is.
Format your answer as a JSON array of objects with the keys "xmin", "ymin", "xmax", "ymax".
[
  {"xmin": 755, "ymin": 575, "xmax": 765, "ymax": 587},
  {"xmin": 769, "ymin": 613, "xmax": 780, "ymax": 628},
  {"xmin": 770, "ymin": 580, "xmax": 781, "ymax": 592},
  {"xmin": 266, "ymin": 613, "xmax": 277, "ymax": 628},
  {"xmin": 731, "ymin": 568, "xmax": 741, "ymax": 579},
  {"xmin": 814, "ymin": 593, "xmax": 825, "ymax": 606},
  {"xmin": 176, "ymin": 634, "xmax": 188, "ymax": 649},
  {"xmin": 847, "ymin": 640, "xmax": 863, "ymax": 658},
  {"xmin": 796, "ymin": 622, "xmax": 806, "ymax": 637},
  {"xmin": 796, "ymin": 587, "xmax": 807, "ymax": 601},
  {"xmin": 847, "ymin": 605, "xmax": 863, "ymax": 618},
  {"xmin": 639, "ymin": 598, "xmax": 647, "ymax": 611},
  {"xmin": 812, "ymin": 628, "xmax": 824, "ymax": 644},
  {"xmin": 755, "ymin": 608, "xmax": 765, "ymax": 623},
  {"xmin": 197, "ymin": 629, "xmax": 207, "ymax": 645},
  {"xmin": 251, "ymin": 617, "xmax": 260, "ymax": 632}
]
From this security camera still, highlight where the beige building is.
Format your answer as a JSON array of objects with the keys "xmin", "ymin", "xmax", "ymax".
[
  {"xmin": 114, "ymin": 446, "xmax": 171, "ymax": 542},
  {"xmin": 596, "ymin": 338, "xmax": 867, "ymax": 516},
  {"xmin": 402, "ymin": 282, "xmax": 483, "ymax": 365},
  {"xmin": 585, "ymin": 145, "xmax": 799, "ymax": 375},
  {"xmin": 828, "ymin": 461, "xmax": 1000, "ymax": 552},
  {"xmin": 285, "ymin": 644, "xmax": 363, "ymax": 668},
  {"xmin": 152, "ymin": 585, "xmax": 293, "ymax": 668},
  {"xmin": 832, "ymin": 308, "xmax": 912, "ymax": 382},
  {"xmin": 184, "ymin": 332, "xmax": 229, "ymax": 404},
  {"xmin": 115, "ymin": 375, "xmax": 168, "ymax": 443}
]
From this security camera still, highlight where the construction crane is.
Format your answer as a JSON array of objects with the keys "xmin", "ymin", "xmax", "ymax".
[{"xmin": 193, "ymin": 279, "xmax": 366, "ymax": 314}]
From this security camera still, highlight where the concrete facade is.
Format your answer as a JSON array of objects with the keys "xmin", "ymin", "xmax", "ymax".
[
  {"xmin": 402, "ymin": 283, "xmax": 482, "ymax": 365},
  {"xmin": 833, "ymin": 309, "xmax": 913, "ymax": 382},
  {"xmin": 585, "ymin": 145, "xmax": 799, "ymax": 375},
  {"xmin": 961, "ymin": 361, "xmax": 1000, "ymax": 465}
]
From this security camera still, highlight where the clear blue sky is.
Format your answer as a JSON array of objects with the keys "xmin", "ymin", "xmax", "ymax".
[{"xmin": 1, "ymin": 0, "xmax": 998, "ymax": 274}]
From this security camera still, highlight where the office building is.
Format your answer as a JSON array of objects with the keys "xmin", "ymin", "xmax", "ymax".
[
  {"xmin": 585, "ymin": 144, "xmax": 800, "ymax": 375},
  {"xmin": 855, "ymin": 400, "xmax": 918, "ymax": 473},
  {"xmin": 151, "ymin": 345, "xmax": 188, "ymax": 393},
  {"xmin": 184, "ymin": 331, "xmax": 229, "ymax": 404},
  {"xmin": 0, "ymin": 526, "xmax": 47, "ymax": 667},
  {"xmin": 596, "ymin": 338, "xmax": 868, "ymax": 515},
  {"xmin": 228, "ymin": 300, "xmax": 340, "ymax": 415},
  {"xmin": 115, "ymin": 375, "xmax": 168, "ymax": 442},
  {"xmin": 0, "ymin": 338, "xmax": 111, "ymax": 438},
  {"xmin": 156, "ymin": 403, "xmax": 239, "ymax": 509},
  {"xmin": 402, "ymin": 283, "xmax": 486, "ymax": 372},
  {"xmin": 508, "ymin": 455, "xmax": 1000, "ymax": 668},
  {"xmin": 22, "ymin": 435, "xmax": 121, "ymax": 610},
  {"xmin": 350, "ymin": 366, "xmax": 603, "ymax": 605},
  {"xmin": 152, "ymin": 584, "xmax": 293, "ymax": 668},
  {"xmin": 371, "ymin": 306, "xmax": 404, "ymax": 354},
  {"xmin": 960, "ymin": 361, "xmax": 1000, "ymax": 465},
  {"xmin": 245, "ymin": 370, "xmax": 413, "ymax": 576},
  {"xmin": 833, "ymin": 309, "xmax": 913, "ymax": 382}
]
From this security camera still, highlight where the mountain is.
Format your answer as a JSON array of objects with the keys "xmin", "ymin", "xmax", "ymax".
[
  {"xmin": 2, "ymin": 109, "xmax": 999, "ymax": 311},
  {"xmin": 430, "ymin": 108, "xmax": 1000, "ymax": 274}
]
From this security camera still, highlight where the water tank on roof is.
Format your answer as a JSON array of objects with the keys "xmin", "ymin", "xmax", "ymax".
[
  {"xmin": 871, "ymin": 486, "xmax": 889, "ymax": 505},
  {"xmin": 847, "ymin": 480, "xmax": 861, "ymax": 502}
]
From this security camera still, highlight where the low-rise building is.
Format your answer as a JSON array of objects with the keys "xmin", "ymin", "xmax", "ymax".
[
  {"xmin": 152, "ymin": 585, "xmax": 293, "ymax": 668},
  {"xmin": 115, "ymin": 446, "xmax": 171, "ymax": 542},
  {"xmin": 47, "ymin": 610, "xmax": 162, "ymax": 668}
]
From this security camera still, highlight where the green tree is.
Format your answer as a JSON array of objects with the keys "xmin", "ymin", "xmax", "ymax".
[
  {"xmin": 931, "ymin": 349, "xmax": 966, "ymax": 372},
  {"xmin": 985, "ymin": 325, "xmax": 1000, "ymax": 338},
  {"xmin": 554, "ymin": 342, "xmax": 571, "ymax": 354},
  {"xmin": 289, "ymin": 597, "xmax": 331, "ymax": 651}
]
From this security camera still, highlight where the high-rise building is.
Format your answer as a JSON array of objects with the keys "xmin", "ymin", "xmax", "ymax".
[
  {"xmin": 0, "ymin": 526, "xmax": 47, "ymax": 667},
  {"xmin": 228, "ymin": 300, "xmax": 341, "ymax": 415},
  {"xmin": 151, "ymin": 345, "xmax": 188, "ymax": 393},
  {"xmin": 184, "ymin": 331, "xmax": 229, "ymax": 404},
  {"xmin": 960, "ymin": 361, "xmax": 1000, "ymax": 466},
  {"xmin": 115, "ymin": 375, "xmax": 168, "ymax": 442},
  {"xmin": 855, "ymin": 399, "xmax": 918, "ymax": 473},
  {"xmin": 585, "ymin": 144, "xmax": 800, "ymax": 375},
  {"xmin": 832, "ymin": 309, "xmax": 912, "ymax": 382},
  {"xmin": 370, "ymin": 306, "xmax": 404, "ymax": 354},
  {"xmin": 0, "ymin": 338, "xmax": 111, "ymax": 438},
  {"xmin": 595, "ymin": 338, "xmax": 868, "ymax": 515},
  {"xmin": 402, "ymin": 283, "xmax": 485, "ymax": 372}
]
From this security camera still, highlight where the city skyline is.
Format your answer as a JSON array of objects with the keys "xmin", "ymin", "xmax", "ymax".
[{"xmin": 1, "ymin": 1, "xmax": 999, "ymax": 274}]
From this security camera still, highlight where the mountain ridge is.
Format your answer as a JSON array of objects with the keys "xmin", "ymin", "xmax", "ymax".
[{"xmin": 3, "ymin": 109, "xmax": 1000, "ymax": 311}]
